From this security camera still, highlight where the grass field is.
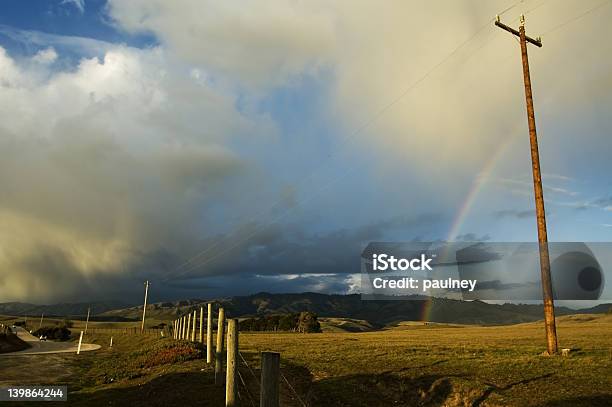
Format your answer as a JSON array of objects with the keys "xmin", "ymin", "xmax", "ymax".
[{"xmin": 0, "ymin": 314, "xmax": 610, "ymax": 406}]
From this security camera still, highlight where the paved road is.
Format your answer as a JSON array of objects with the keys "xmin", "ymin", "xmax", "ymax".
[{"xmin": 0, "ymin": 327, "xmax": 101, "ymax": 356}]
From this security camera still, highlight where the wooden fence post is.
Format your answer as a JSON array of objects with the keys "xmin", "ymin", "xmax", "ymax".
[
  {"xmin": 182, "ymin": 316, "xmax": 187, "ymax": 339},
  {"xmin": 225, "ymin": 319, "xmax": 238, "ymax": 407},
  {"xmin": 215, "ymin": 307, "xmax": 225, "ymax": 385},
  {"xmin": 207, "ymin": 303, "xmax": 213, "ymax": 363},
  {"xmin": 191, "ymin": 311, "xmax": 196, "ymax": 341},
  {"xmin": 186, "ymin": 313, "xmax": 191, "ymax": 341},
  {"xmin": 260, "ymin": 352, "xmax": 280, "ymax": 407},
  {"xmin": 199, "ymin": 306, "xmax": 204, "ymax": 343}
]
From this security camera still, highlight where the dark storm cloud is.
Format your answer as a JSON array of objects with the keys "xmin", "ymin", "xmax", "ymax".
[{"xmin": 164, "ymin": 213, "xmax": 444, "ymax": 285}]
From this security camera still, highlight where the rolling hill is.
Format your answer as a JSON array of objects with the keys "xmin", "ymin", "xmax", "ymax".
[
  {"xmin": 99, "ymin": 292, "xmax": 611, "ymax": 326},
  {"xmin": 3, "ymin": 293, "xmax": 609, "ymax": 326}
]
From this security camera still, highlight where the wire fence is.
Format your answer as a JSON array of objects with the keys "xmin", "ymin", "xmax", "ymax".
[{"xmin": 237, "ymin": 349, "xmax": 308, "ymax": 407}]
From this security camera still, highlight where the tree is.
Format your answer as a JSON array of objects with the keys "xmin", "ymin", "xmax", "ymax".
[
  {"xmin": 278, "ymin": 314, "xmax": 298, "ymax": 331},
  {"xmin": 297, "ymin": 312, "xmax": 321, "ymax": 333}
]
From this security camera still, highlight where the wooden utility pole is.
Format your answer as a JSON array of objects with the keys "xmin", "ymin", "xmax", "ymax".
[
  {"xmin": 84, "ymin": 307, "xmax": 91, "ymax": 335},
  {"xmin": 141, "ymin": 280, "xmax": 150, "ymax": 333},
  {"xmin": 495, "ymin": 15, "xmax": 558, "ymax": 355}
]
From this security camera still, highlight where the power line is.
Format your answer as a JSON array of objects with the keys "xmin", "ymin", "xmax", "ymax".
[
  {"xmin": 163, "ymin": 10, "xmax": 503, "ymax": 280},
  {"xmin": 164, "ymin": 3, "xmax": 528, "ymax": 282},
  {"xmin": 542, "ymin": 0, "xmax": 611, "ymax": 35},
  {"xmin": 166, "ymin": 0, "xmax": 607, "ymax": 281}
]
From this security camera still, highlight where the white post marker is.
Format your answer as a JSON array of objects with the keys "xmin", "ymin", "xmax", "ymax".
[
  {"xmin": 110, "ymin": 336, "xmax": 113, "ymax": 347},
  {"xmin": 76, "ymin": 331, "xmax": 84, "ymax": 355},
  {"xmin": 84, "ymin": 307, "xmax": 90, "ymax": 335}
]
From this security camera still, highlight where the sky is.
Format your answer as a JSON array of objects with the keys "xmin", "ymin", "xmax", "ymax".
[{"xmin": 0, "ymin": 0, "xmax": 611, "ymax": 305}]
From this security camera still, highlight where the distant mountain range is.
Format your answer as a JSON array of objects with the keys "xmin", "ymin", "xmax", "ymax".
[
  {"xmin": 0, "ymin": 301, "xmax": 130, "ymax": 318},
  {"xmin": 2, "ymin": 293, "xmax": 610, "ymax": 325}
]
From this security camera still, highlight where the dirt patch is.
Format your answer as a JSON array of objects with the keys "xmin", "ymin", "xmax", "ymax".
[{"xmin": 0, "ymin": 353, "xmax": 77, "ymax": 386}]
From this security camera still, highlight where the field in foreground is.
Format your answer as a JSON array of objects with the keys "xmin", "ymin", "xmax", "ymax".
[{"xmin": 0, "ymin": 314, "xmax": 610, "ymax": 406}]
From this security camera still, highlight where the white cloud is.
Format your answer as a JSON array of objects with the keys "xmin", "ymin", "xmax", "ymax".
[
  {"xmin": 105, "ymin": 1, "xmax": 612, "ymax": 182},
  {"xmin": 32, "ymin": 47, "xmax": 58, "ymax": 64},
  {"xmin": 107, "ymin": 0, "xmax": 337, "ymax": 90}
]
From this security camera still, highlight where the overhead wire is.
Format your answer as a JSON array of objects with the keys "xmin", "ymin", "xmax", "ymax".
[
  {"xmin": 164, "ymin": 0, "xmax": 526, "ymax": 282},
  {"xmin": 541, "ymin": 0, "xmax": 611, "ymax": 35},
  {"xmin": 165, "ymin": 0, "xmax": 610, "ymax": 281}
]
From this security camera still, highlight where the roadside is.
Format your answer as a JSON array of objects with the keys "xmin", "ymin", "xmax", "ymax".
[{"xmin": 1, "ymin": 327, "xmax": 101, "ymax": 356}]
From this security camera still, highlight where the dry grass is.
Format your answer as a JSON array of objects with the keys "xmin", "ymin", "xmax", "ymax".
[
  {"xmin": 237, "ymin": 314, "xmax": 612, "ymax": 406},
  {"xmin": 1, "ymin": 314, "xmax": 610, "ymax": 406}
]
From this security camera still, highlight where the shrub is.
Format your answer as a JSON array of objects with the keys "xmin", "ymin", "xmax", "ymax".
[
  {"xmin": 33, "ymin": 326, "xmax": 71, "ymax": 341},
  {"xmin": 297, "ymin": 311, "xmax": 321, "ymax": 333},
  {"xmin": 239, "ymin": 312, "xmax": 320, "ymax": 333},
  {"xmin": 61, "ymin": 318, "xmax": 74, "ymax": 328}
]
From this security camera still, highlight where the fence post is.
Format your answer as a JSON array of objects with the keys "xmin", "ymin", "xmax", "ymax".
[
  {"xmin": 186, "ymin": 313, "xmax": 191, "ymax": 341},
  {"xmin": 225, "ymin": 319, "xmax": 238, "ymax": 407},
  {"xmin": 199, "ymin": 306, "xmax": 204, "ymax": 343},
  {"xmin": 110, "ymin": 336, "xmax": 113, "ymax": 347},
  {"xmin": 260, "ymin": 352, "xmax": 280, "ymax": 407},
  {"xmin": 215, "ymin": 307, "xmax": 225, "ymax": 385},
  {"xmin": 207, "ymin": 303, "xmax": 213, "ymax": 363},
  {"xmin": 192, "ymin": 311, "xmax": 196, "ymax": 341},
  {"xmin": 182, "ymin": 316, "xmax": 187, "ymax": 339},
  {"xmin": 76, "ymin": 331, "xmax": 84, "ymax": 355}
]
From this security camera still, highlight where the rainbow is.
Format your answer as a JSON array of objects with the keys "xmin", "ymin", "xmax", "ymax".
[
  {"xmin": 446, "ymin": 135, "xmax": 516, "ymax": 242},
  {"xmin": 420, "ymin": 130, "xmax": 520, "ymax": 322}
]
